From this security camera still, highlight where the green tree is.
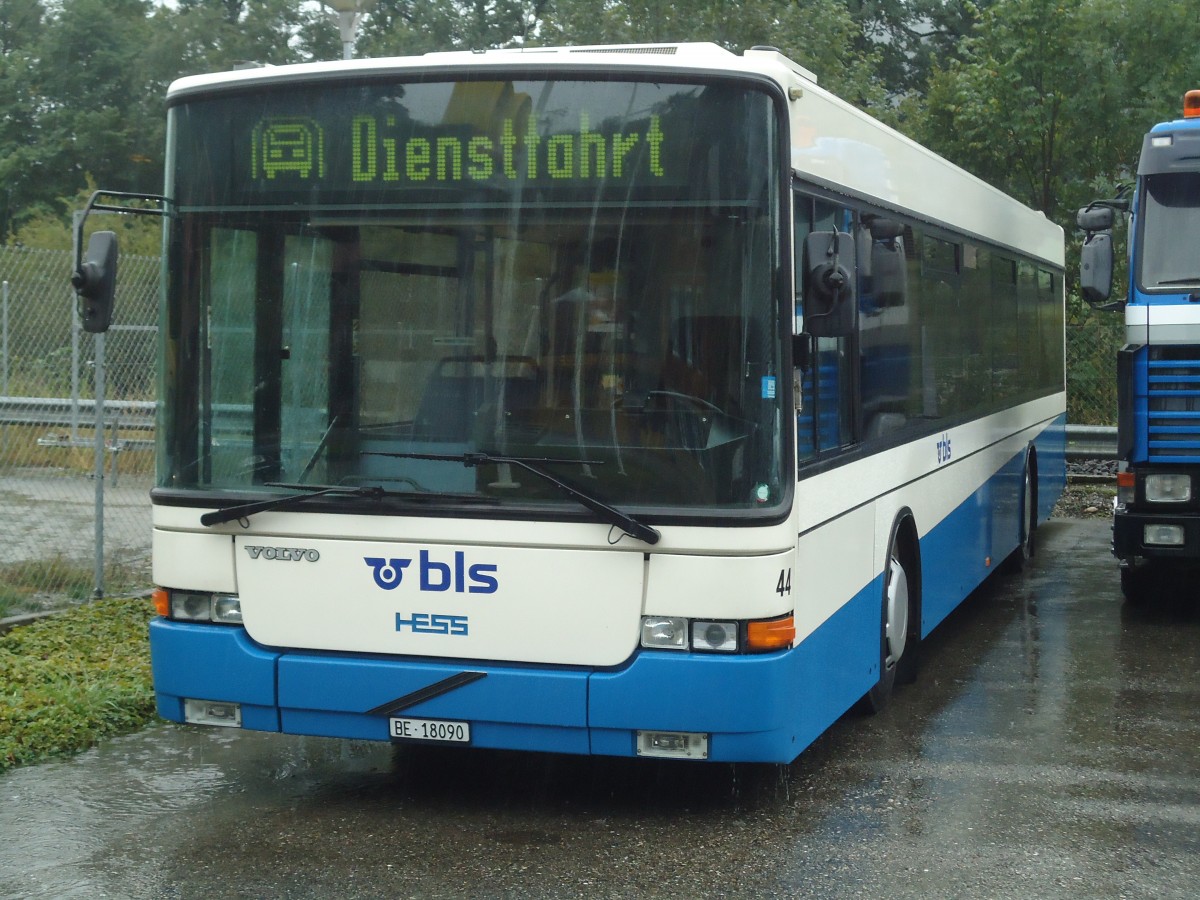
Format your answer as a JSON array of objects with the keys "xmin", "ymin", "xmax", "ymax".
[
  {"xmin": 539, "ymin": 0, "xmax": 882, "ymax": 107},
  {"xmin": 0, "ymin": 0, "xmax": 42, "ymax": 53},
  {"xmin": 0, "ymin": 1, "xmax": 161, "ymax": 238},
  {"xmin": 357, "ymin": 1, "xmax": 548, "ymax": 57},
  {"xmin": 845, "ymin": 1, "xmax": 998, "ymax": 98},
  {"xmin": 918, "ymin": 0, "xmax": 1200, "ymax": 223},
  {"xmin": 918, "ymin": 0, "xmax": 1112, "ymax": 220}
]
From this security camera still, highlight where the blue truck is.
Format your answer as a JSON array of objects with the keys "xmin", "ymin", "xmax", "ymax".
[{"xmin": 1079, "ymin": 90, "xmax": 1200, "ymax": 602}]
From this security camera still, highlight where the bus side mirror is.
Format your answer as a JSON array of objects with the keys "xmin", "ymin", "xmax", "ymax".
[
  {"xmin": 804, "ymin": 230, "xmax": 855, "ymax": 338},
  {"xmin": 72, "ymin": 231, "xmax": 119, "ymax": 334},
  {"xmin": 1080, "ymin": 230, "xmax": 1114, "ymax": 306}
]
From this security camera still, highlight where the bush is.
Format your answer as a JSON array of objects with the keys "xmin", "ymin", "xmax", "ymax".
[{"xmin": 0, "ymin": 595, "xmax": 157, "ymax": 772}]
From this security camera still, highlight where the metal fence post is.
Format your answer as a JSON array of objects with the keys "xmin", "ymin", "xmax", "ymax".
[
  {"xmin": 2, "ymin": 280, "xmax": 8, "ymax": 459},
  {"xmin": 92, "ymin": 329, "xmax": 106, "ymax": 599},
  {"xmin": 71, "ymin": 211, "xmax": 83, "ymax": 442}
]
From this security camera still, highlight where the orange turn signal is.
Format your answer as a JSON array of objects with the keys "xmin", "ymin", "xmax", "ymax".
[
  {"xmin": 1185, "ymin": 90, "xmax": 1200, "ymax": 119},
  {"xmin": 152, "ymin": 587, "xmax": 170, "ymax": 617},
  {"xmin": 1116, "ymin": 471, "xmax": 1135, "ymax": 489},
  {"xmin": 746, "ymin": 614, "xmax": 796, "ymax": 651}
]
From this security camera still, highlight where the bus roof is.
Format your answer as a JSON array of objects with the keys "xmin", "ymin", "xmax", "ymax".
[{"xmin": 167, "ymin": 42, "xmax": 1062, "ymax": 268}]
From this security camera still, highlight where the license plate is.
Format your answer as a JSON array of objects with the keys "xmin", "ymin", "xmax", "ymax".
[{"xmin": 389, "ymin": 716, "xmax": 471, "ymax": 743}]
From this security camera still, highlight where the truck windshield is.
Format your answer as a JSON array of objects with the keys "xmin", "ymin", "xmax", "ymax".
[
  {"xmin": 1139, "ymin": 172, "xmax": 1200, "ymax": 290},
  {"xmin": 157, "ymin": 77, "xmax": 786, "ymax": 515}
]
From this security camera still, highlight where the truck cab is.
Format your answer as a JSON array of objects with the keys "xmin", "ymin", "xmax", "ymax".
[{"xmin": 1079, "ymin": 90, "xmax": 1200, "ymax": 602}]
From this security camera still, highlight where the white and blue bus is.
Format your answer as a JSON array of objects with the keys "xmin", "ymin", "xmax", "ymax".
[{"xmin": 134, "ymin": 43, "xmax": 1064, "ymax": 763}]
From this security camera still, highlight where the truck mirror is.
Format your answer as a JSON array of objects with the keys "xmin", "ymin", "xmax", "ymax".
[
  {"xmin": 804, "ymin": 230, "xmax": 855, "ymax": 338},
  {"xmin": 1077, "ymin": 205, "xmax": 1114, "ymax": 232},
  {"xmin": 1080, "ymin": 230, "xmax": 1114, "ymax": 305},
  {"xmin": 72, "ymin": 231, "xmax": 119, "ymax": 334}
]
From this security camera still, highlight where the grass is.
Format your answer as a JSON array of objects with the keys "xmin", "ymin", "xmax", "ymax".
[
  {"xmin": 0, "ymin": 555, "xmax": 152, "ymax": 620},
  {"xmin": 2, "ymin": 422, "xmax": 156, "ymax": 477},
  {"xmin": 0, "ymin": 595, "xmax": 157, "ymax": 773},
  {"xmin": 0, "ymin": 558, "xmax": 95, "ymax": 619}
]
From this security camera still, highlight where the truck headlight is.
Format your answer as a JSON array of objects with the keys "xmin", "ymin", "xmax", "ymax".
[{"xmin": 1144, "ymin": 474, "xmax": 1191, "ymax": 503}]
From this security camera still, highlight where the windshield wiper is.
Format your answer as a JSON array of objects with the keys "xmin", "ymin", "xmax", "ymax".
[
  {"xmin": 200, "ymin": 483, "xmax": 389, "ymax": 527},
  {"xmin": 364, "ymin": 451, "xmax": 661, "ymax": 545}
]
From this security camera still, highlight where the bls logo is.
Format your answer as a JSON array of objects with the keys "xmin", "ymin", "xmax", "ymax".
[
  {"xmin": 364, "ymin": 550, "xmax": 499, "ymax": 594},
  {"xmin": 937, "ymin": 433, "xmax": 952, "ymax": 465}
]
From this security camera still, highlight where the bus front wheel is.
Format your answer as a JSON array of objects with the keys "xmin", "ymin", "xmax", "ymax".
[{"xmin": 862, "ymin": 523, "xmax": 919, "ymax": 713}]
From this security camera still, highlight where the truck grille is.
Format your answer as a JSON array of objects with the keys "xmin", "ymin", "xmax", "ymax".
[{"xmin": 1148, "ymin": 345, "xmax": 1200, "ymax": 461}]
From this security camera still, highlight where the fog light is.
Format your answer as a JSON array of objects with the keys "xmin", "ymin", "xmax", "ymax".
[
  {"xmin": 1145, "ymin": 474, "xmax": 1191, "ymax": 503},
  {"xmin": 183, "ymin": 699, "xmax": 242, "ymax": 727},
  {"xmin": 1144, "ymin": 524, "xmax": 1185, "ymax": 546},
  {"xmin": 641, "ymin": 616, "xmax": 687, "ymax": 649},
  {"xmin": 636, "ymin": 730, "xmax": 709, "ymax": 759},
  {"xmin": 692, "ymin": 620, "xmax": 738, "ymax": 652}
]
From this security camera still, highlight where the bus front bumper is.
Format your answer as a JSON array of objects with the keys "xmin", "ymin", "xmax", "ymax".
[{"xmin": 148, "ymin": 618, "xmax": 820, "ymax": 764}]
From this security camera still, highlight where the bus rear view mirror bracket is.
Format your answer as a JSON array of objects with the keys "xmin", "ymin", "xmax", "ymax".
[
  {"xmin": 804, "ymin": 230, "xmax": 855, "ymax": 338},
  {"xmin": 71, "ymin": 189, "xmax": 169, "ymax": 334}
]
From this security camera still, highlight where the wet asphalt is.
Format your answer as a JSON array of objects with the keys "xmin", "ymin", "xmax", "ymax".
[{"xmin": 0, "ymin": 519, "xmax": 1197, "ymax": 899}]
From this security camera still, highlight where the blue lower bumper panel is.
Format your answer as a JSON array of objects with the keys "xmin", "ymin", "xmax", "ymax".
[{"xmin": 149, "ymin": 608, "xmax": 878, "ymax": 764}]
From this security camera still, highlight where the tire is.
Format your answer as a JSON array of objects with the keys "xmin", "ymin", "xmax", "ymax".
[
  {"xmin": 1020, "ymin": 456, "xmax": 1037, "ymax": 561},
  {"xmin": 1007, "ymin": 450, "xmax": 1037, "ymax": 572},
  {"xmin": 1120, "ymin": 565, "xmax": 1155, "ymax": 606},
  {"xmin": 862, "ymin": 546, "xmax": 915, "ymax": 713}
]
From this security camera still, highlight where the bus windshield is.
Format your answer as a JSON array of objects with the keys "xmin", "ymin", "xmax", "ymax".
[
  {"xmin": 158, "ymin": 77, "xmax": 785, "ymax": 515},
  {"xmin": 1139, "ymin": 172, "xmax": 1200, "ymax": 290}
]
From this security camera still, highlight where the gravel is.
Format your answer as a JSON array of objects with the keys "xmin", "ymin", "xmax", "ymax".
[{"xmin": 1054, "ymin": 460, "xmax": 1116, "ymax": 520}]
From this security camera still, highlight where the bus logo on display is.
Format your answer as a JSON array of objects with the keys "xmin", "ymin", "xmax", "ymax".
[
  {"xmin": 252, "ymin": 117, "xmax": 326, "ymax": 180},
  {"xmin": 364, "ymin": 551, "xmax": 499, "ymax": 594}
]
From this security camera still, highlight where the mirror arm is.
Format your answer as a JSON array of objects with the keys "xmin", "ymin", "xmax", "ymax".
[{"xmin": 792, "ymin": 332, "xmax": 814, "ymax": 373}]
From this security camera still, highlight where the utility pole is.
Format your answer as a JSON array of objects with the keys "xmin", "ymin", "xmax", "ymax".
[{"xmin": 324, "ymin": 1, "xmax": 375, "ymax": 60}]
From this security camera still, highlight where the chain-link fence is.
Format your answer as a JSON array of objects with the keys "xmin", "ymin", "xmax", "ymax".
[
  {"xmin": 1, "ymin": 243, "xmax": 158, "ymax": 619},
  {"xmin": 1066, "ymin": 308, "xmax": 1125, "ymax": 426}
]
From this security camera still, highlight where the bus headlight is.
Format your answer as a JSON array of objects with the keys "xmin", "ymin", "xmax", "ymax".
[
  {"xmin": 211, "ymin": 595, "xmax": 244, "ymax": 624},
  {"xmin": 166, "ymin": 590, "xmax": 242, "ymax": 624},
  {"xmin": 641, "ymin": 616, "xmax": 688, "ymax": 649},
  {"xmin": 1144, "ymin": 474, "xmax": 1191, "ymax": 503},
  {"xmin": 691, "ymin": 620, "xmax": 738, "ymax": 652}
]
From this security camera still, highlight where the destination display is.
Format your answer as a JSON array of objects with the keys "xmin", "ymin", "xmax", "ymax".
[{"xmin": 170, "ymin": 79, "xmax": 774, "ymax": 206}]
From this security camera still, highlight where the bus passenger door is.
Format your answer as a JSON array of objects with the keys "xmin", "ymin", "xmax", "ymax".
[{"xmin": 794, "ymin": 190, "xmax": 856, "ymax": 462}]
